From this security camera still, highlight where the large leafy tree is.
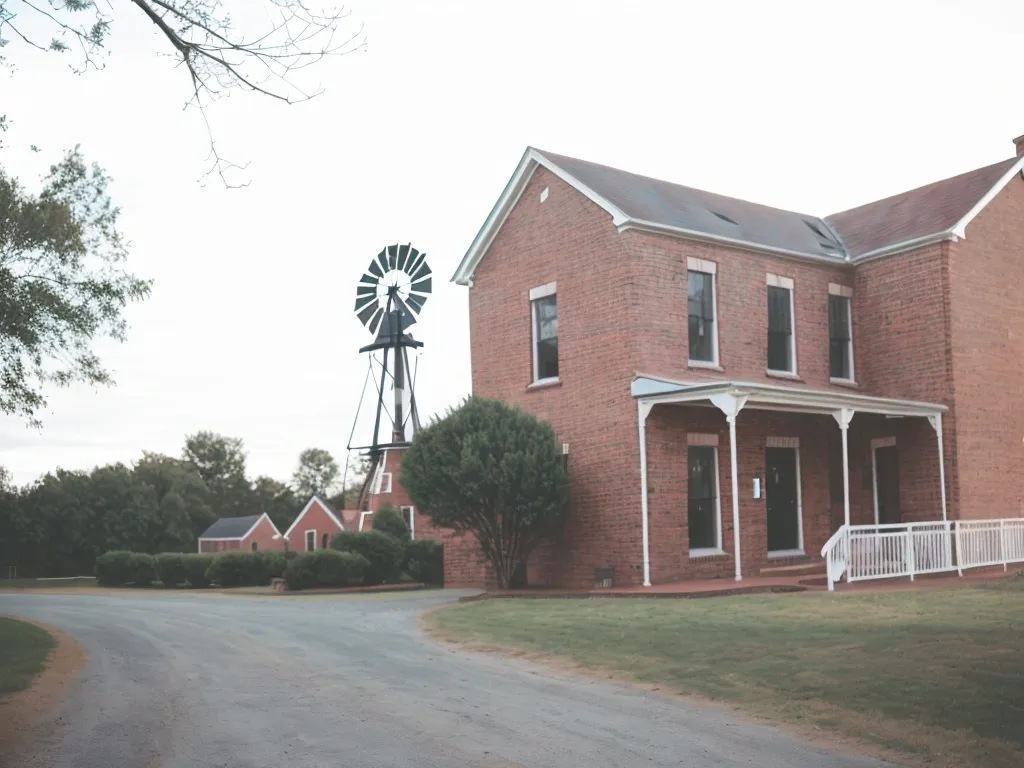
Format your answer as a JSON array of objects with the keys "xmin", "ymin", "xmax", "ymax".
[
  {"xmin": 400, "ymin": 397, "xmax": 570, "ymax": 589},
  {"xmin": 182, "ymin": 431, "xmax": 253, "ymax": 518},
  {"xmin": 132, "ymin": 451, "xmax": 215, "ymax": 543},
  {"xmin": 252, "ymin": 475, "xmax": 298, "ymax": 534},
  {"xmin": 0, "ymin": 1, "xmax": 364, "ymax": 183},
  {"xmin": 292, "ymin": 447, "xmax": 339, "ymax": 499},
  {"xmin": 0, "ymin": 149, "xmax": 151, "ymax": 425}
]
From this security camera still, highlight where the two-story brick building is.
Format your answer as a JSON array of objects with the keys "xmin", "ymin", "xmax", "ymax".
[{"xmin": 446, "ymin": 133, "xmax": 1024, "ymax": 589}]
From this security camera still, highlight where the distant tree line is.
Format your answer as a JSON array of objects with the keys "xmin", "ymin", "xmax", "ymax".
[{"xmin": 0, "ymin": 432, "xmax": 368, "ymax": 577}]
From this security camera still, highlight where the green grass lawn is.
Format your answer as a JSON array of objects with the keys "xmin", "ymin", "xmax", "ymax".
[
  {"xmin": 428, "ymin": 580, "xmax": 1024, "ymax": 768},
  {"xmin": 0, "ymin": 577, "xmax": 97, "ymax": 589},
  {"xmin": 0, "ymin": 618, "xmax": 57, "ymax": 696}
]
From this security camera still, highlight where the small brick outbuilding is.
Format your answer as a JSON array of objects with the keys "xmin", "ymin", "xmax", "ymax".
[{"xmin": 197, "ymin": 513, "xmax": 283, "ymax": 553}]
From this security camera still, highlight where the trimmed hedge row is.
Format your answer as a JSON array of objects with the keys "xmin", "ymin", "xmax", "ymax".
[
  {"xmin": 95, "ymin": 550, "xmax": 292, "ymax": 588},
  {"xmin": 283, "ymin": 550, "xmax": 369, "ymax": 590},
  {"xmin": 331, "ymin": 530, "xmax": 404, "ymax": 585},
  {"xmin": 403, "ymin": 539, "xmax": 443, "ymax": 585}
]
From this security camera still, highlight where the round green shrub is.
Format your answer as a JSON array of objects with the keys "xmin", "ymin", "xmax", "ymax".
[
  {"xmin": 154, "ymin": 553, "xmax": 188, "ymax": 587},
  {"xmin": 182, "ymin": 554, "xmax": 214, "ymax": 588},
  {"xmin": 372, "ymin": 504, "xmax": 410, "ymax": 541},
  {"xmin": 95, "ymin": 551, "xmax": 135, "ymax": 586},
  {"xmin": 128, "ymin": 553, "xmax": 155, "ymax": 586},
  {"xmin": 331, "ymin": 530, "xmax": 404, "ymax": 585},
  {"xmin": 312, "ymin": 549, "xmax": 369, "ymax": 587},
  {"xmin": 403, "ymin": 539, "xmax": 444, "ymax": 585},
  {"xmin": 283, "ymin": 553, "xmax": 317, "ymax": 590}
]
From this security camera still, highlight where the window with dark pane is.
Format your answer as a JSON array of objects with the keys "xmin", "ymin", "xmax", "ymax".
[
  {"xmin": 767, "ymin": 286, "xmax": 793, "ymax": 371},
  {"xmin": 687, "ymin": 271, "xmax": 715, "ymax": 362},
  {"xmin": 829, "ymin": 295, "xmax": 852, "ymax": 379},
  {"xmin": 687, "ymin": 446, "xmax": 718, "ymax": 550},
  {"xmin": 533, "ymin": 295, "xmax": 558, "ymax": 380}
]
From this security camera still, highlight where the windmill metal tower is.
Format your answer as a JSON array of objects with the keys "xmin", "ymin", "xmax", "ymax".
[{"xmin": 347, "ymin": 243, "xmax": 432, "ymax": 510}]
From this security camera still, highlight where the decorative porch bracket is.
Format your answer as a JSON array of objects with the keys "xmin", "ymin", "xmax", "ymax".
[
  {"xmin": 638, "ymin": 400, "xmax": 655, "ymax": 587},
  {"xmin": 710, "ymin": 393, "xmax": 748, "ymax": 582},
  {"xmin": 926, "ymin": 414, "xmax": 948, "ymax": 522},
  {"xmin": 832, "ymin": 408, "xmax": 854, "ymax": 529}
]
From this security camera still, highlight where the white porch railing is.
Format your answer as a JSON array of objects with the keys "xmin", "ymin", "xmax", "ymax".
[{"xmin": 821, "ymin": 518, "xmax": 1024, "ymax": 591}]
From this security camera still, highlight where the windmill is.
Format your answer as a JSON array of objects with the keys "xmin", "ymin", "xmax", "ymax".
[{"xmin": 347, "ymin": 243, "xmax": 432, "ymax": 510}]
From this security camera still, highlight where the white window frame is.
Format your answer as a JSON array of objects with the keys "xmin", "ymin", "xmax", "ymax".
[
  {"xmin": 400, "ymin": 505, "xmax": 416, "ymax": 540},
  {"xmin": 687, "ymin": 433, "xmax": 724, "ymax": 557},
  {"xmin": 766, "ymin": 274, "xmax": 797, "ymax": 376},
  {"xmin": 828, "ymin": 283, "xmax": 856, "ymax": 384},
  {"xmin": 529, "ymin": 281, "xmax": 559, "ymax": 385},
  {"xmin": 305, "ymin": 529, "xmax": 316, "ymax": 552},
  {"xmin": 373, "ymin": 471, "xmax": 392, "ymax": 495},
  {"xmin": 765, "ymin": 437, "xmax": 804, "ymax": 557},
  {"xmin": 686, "ymin": 257, "xmax": 720, "ymax": 368}
]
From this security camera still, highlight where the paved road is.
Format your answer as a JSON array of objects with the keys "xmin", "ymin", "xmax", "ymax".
[{"xmin": 1, "ymin": 590, "xmax": 893, "ymax": 768}]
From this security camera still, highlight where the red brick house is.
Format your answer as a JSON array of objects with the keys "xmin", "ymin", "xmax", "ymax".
[
  {"xmin": 283, "ymin": 496, "xmax": 349, "ymax": 552},
  {"xmin": 198, "ymin": 513, "xmax": 283, "ymax": 553},
  {"xmin": 446, "ymin": 133, "xmax": 1024, "ymax": 589},
  {"xmin": 366, "ymin": 448, "xmax": 444, "ymax": 542}
]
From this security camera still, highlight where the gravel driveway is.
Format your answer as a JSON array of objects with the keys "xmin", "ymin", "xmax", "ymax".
[{"xmin": 0, "ymin": 590, "xmax": 894, "ymax": 768}]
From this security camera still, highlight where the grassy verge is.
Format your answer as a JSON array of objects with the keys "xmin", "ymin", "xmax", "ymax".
[
  {"xmin": 0, "ymin": 618, "xmax": 58, "ymax": 696},
  {"xmin": 0, "ymin": 577, "xmax": 97, "ymax": 589},
  {"xmin": 427, "ymin": 580, "xmax": 1024, "ymax": 768}
]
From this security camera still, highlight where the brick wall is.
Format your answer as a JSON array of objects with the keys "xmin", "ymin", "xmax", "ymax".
[
  {"xmin": 370, "ymin": 448, "xmax": 445, "ymax": 543},
  {"xmin": 241, "ymin": 515, "xmax": 285, "ymax": 552},
  {"xmin": 284, "ymin": 499, "xmax": 344, "ymax": 552},
  {"xmin": 949, "ymin": 175, "xmax": 1024, "ymax": 519}
]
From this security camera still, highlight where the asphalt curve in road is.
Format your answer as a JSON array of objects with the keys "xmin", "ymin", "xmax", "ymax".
[{"xmin": 0, "ymin": 590, "xmax": 894, "ymax": 768}]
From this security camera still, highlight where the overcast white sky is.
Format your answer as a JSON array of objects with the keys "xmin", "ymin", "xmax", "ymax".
[{"xmin": 2, "ymin": 0, "xmax": 1023, "ymax": 487}]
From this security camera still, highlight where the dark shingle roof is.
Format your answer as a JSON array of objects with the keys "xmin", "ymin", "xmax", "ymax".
[
  {"xmin": 824, "ymin": 158, "xmax": 1018, "ymax": 257},
  {"xmin": 199, "ymin": 514, "xmax": 262, "ymax": 539},
  {"xmin": 532, "ymin": 149, "xmax": 1020, "ymax": 261},
  {"xmin": 535, "ymin": 149, "xmax": 847, "ymax": 259}
]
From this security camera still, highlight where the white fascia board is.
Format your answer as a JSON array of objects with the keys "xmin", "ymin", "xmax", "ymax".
[
  {"xmin": 618, "ymin": 218, "xmax": 849, "ymax": 266},
  {"xmin": 283, "ymin": 495, "xmax": 344, "ymax": 538},
  {"xmin": 451, "ymin": 148, "xmax": 631, "ymax": 286},
  {"xmin": 951, "ymin": 156, "xmax": 1024, "ymax": 238}
]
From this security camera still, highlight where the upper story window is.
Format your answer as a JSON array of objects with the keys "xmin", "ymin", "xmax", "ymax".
[
  {"xmin": 529, "ymin": 282, "xmax": 558, "ymax": 383},
  {"xmin": 766, "ymin": 274, "xmax": 796, "ymax": 374},
  {"xmin": 828, "ymin": 284, "xmax": 854, "ymax": 381},
  {"xmin": 687, "ymin": 258, "xmax": 718, "ymax": 366}
]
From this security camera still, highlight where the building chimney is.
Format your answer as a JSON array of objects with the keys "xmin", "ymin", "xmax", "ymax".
[{"xmin": 1015, "ymin": 133, "xmax": 1024, "ymax": 158}]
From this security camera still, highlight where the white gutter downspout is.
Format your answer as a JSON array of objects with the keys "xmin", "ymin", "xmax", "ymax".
[{"xmin": 638, "ymin": 400, "xmax": 654, "ymax": 587}]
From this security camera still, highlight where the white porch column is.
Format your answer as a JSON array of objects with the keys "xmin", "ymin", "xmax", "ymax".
[
  {"xmin": 927, "ymin": 413, "xmax": 948, "ymax": 522},
  {"xmin": 832, "ymin": 408, "xmax": 854, "ymax": 528},
  {"xmin": 638, "ymin": 399, "xmax": 654, "ymax": 587},
  {"xmin": 710, "ymin": 393, "xmax": 747, "ymax": 581}
]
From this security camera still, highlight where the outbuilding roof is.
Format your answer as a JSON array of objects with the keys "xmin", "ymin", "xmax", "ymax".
[{"xmin": 199, "ymin": 514, "xmax": 264, "ymax": 540}]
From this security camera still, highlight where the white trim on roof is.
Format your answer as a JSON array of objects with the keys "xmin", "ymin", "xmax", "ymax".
[
  {"xmin": 451, "ymin": 149, "xmax": 1024, "ymax": 283},
  {"xmin": 198, "ymin": 512, "xmax": 281, "ymax": 543},
  {"xmin": 451, "ymin": 148, "xmax": 631, "ymax": 285},
  {"xmin": 283, "ymin": 495, "xmax": 345, "ymax": 538},
  {"xmin": 951, "ymin": 155, "xmax": 1024, "ymax": 238}
]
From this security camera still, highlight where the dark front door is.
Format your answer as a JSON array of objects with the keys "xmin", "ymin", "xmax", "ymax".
[
  {"xmin": 875, "ymin": 445, "xmax": 901, "ymax": 525},
  {"xmin": 766, "ymin": 447, "xmax": 800, "ymax": 552}
]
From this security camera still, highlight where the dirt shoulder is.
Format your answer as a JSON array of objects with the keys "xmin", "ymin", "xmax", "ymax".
[{"xmin": 0, "ymin": 619, "xmax": 86, "ymax": 754}]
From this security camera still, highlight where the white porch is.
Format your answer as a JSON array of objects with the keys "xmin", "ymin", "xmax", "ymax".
[{"xmin": 633, "ymin": 375, "xmax": 950, "ymax": 587}]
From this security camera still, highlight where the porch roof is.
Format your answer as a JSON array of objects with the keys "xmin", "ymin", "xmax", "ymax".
[{"xmin": 631, "ymin": 375, "xmax": 947, "ymax": 418}]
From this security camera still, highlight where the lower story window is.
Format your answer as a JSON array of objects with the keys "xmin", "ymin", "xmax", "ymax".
[
  {"xmin": 305, "ymin": 530, "xmax": 316, "ymax": 552},
  {"xmin": 688, "ymin": 445, "xmax": 720, "ymax": 550},
  {"xmin": 322, "ymin": 533, "xmax": 330, "ymax": 550},
  {"xmin": 251, "ymin": 542, "xmax": 258, "ymax": 552}
]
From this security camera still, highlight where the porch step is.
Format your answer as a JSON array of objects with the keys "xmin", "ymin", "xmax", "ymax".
[{"xmin": 759, "ymin": 562, "xmax": 825, "ymax": 578}]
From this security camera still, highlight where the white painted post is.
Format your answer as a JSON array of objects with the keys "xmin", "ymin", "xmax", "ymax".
[
  {"xmin": 906, "ymin": 527, "xmax": 915, "ymax": 582},
  {"xmin": 928, "ymin": 414, "xmax": 948, "ymax": 522},
  {"xmin": 710, "ymin": 392, "xmax": 747, "ymax": 583},
  {"xmin": 955, "ymin": 520, "xmax": 964, "ymax": 577},
  {"xmin": 638, "ymin": 400, "xmax": 653, "ymax": 587},
  {"xmin": 728, "ymin": 415, "xmax": 741, "ymax": 581},
  {"xmin": 1001, "ymin": 519, "xmax": 1007, "ymax": 572}
]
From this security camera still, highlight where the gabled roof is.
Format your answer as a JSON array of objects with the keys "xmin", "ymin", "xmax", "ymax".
[
  {"xmin": 199, "ymin": 513, "xmax": 277, "ymax": 540},
  {"xmin": 451, "ymin": 147, "xmax": 1024, "ymax": 284},
  {"xmin": 825, "ymin": 158, "xmax": 1021, "ymax": 259},
  {"xmin": 283, "ymin": 495, "xmax": 345, "ymax": 538}
]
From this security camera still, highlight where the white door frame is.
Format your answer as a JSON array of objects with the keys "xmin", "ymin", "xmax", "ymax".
[{"xmin": 766, "ymin": 438, "xmax": 804, "ymax": 557}]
